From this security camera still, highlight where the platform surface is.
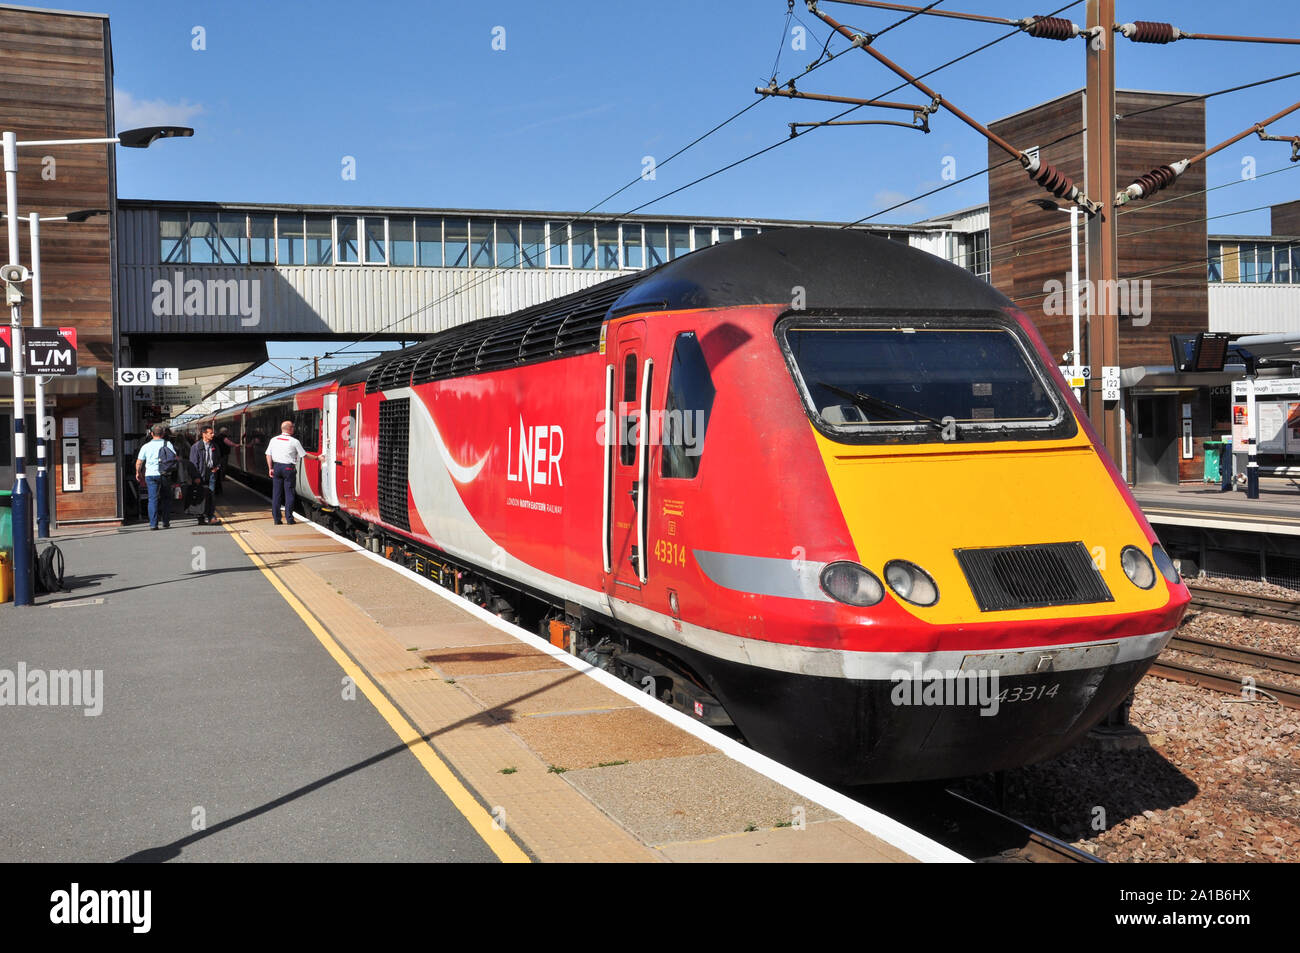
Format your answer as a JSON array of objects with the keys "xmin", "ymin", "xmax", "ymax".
[
  {"xmin": 1135, "ymin": 478, "xmax": 1300, "ymax": 532},
  {"xmin": 0, "ymin": 482, "xmax": 944, "ymax": 863}
]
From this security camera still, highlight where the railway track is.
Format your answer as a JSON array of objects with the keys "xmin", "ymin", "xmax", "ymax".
[
  {"xmin": 1186, "ymin": 583, "xmax": 1300, "ymax": 624},
  {"xmin": 1149, "ymin": 632, "xmax": 1300, "ymax": 709},
  {"xmin": 850, "ymin": 783, "xmax": 1103, "ymax": 863}
]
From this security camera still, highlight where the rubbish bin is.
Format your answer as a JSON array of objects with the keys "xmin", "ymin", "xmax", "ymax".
[
  {"xmin": 1203, "ymin": 439, "xmax": 1222, "ymax": 483},
  {"xmin": 0, "ymin": 491, "xmax": 11, "ymax": 602},
  {"xmin": 0, "ymin": 490, "xmax": 12, "ymax": 559}
]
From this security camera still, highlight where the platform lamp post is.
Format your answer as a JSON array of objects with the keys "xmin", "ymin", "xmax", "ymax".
[
  {"xmin": 1, "ymin": 210, "xmax": 109, "ymax": 538},
  {"xmin": 3, "ymin": 125, "xmax": 192, "ymax": 606},
  {"xmin": 1029, "ymin": 199, "xmax": 1085, "ymax": 405}
]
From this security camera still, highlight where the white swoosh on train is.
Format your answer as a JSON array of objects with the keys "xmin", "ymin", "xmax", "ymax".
[{"xmin": 430, "ymin": 413, "xmax": 489, "ymax": 483}]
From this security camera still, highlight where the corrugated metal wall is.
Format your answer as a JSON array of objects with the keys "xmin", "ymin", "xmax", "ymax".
[
  {"xmin": 118, "ymin": 208, "xmax": 632, "ymax": 336},
  {"xmin": 1209, "ymin": 283, "xmax": 1300, "ymax": 334}
]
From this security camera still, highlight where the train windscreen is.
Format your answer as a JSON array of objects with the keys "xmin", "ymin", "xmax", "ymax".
[{"xmin": 781, "ymin": 321, "xmax": 1073, "ymax": 444}]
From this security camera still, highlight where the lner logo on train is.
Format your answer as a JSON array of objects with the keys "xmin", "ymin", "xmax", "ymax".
[{"xmin": 505, "ymin": 416, "xmax": 564, "ymax": 494}]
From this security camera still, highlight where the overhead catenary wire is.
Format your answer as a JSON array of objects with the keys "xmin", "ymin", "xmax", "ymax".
[
  {"xmin": 808, "ymin": 0, "xmax": 1099, "ymax": 211},
  {"xmin": 846, "ymin": 67, "xmax": 1300, "ymax": 228},
  {"xmin": 977, "ymin": 162, "xmax": 1300, "ymax": 274},
  {"xmin": 1007, "ymin": 229, "xmax": 1293, "ymax": 307},
  {"xmin": 329, "ymin": 0, "xmax": 1030, "ymax": 356},
  {"xmin": 973, "ymin": 162, "xmax": 1300, "ymax": 275}
]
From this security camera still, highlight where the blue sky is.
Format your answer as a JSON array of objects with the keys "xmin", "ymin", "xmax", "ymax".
[{"xmin": 85, "ymin": 0, "xmax": 1300, "ymax": 378}]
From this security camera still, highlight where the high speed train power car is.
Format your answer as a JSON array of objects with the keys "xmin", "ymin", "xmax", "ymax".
[{"xmin": 195, "ymin": 228, "xmax": 1189, "ymax": 784}]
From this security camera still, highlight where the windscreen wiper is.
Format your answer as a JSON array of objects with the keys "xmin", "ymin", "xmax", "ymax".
[{"xmin": 817, "ymin": 381, "xmax": 948, "ymax": 431}]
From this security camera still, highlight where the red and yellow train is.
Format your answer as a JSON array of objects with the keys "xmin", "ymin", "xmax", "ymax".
[{"xmin": 194, "ymin": 228, "xmax": 1188, "ymax": 784}]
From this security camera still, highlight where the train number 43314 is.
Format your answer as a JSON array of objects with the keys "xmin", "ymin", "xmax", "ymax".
[{"xmin": 653, "ymin": 539, "xmax": 687, "ymax": 567}]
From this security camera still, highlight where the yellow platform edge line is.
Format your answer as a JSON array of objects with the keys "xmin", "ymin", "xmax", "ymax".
[{"xmin": 220, "ymin": 521, "xmax": 531, "ymax": 864}]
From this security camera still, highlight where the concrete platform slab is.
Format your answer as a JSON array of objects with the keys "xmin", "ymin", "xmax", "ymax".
[{"xmin": 561, "ymin": 752, "xmax": 837, "ymax": 845}]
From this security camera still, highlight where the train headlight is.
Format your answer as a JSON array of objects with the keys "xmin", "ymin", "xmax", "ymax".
[
  {"xmin": 1151, "ymin": 544, "xmax": 1180, "ymax": 584},
  {"xmin": 884, "ymin": 560, "xmax": 939, "ymax": 607},
  {"xmin": 820, "ymin": 562, "xmax": 884, "ymax": 607},
  {"xmin": 1121, "ymin": 546, "xmax": 1156, "ymax": 589}
]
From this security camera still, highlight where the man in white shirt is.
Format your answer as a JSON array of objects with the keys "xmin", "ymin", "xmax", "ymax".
[{"xmin": 265, "ymin": 420, "xmax": 320, "ymax": 525}]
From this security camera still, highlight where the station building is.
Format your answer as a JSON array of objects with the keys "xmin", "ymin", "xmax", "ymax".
[{"xmin": 3, "ymin": 2, "xmax": 1298, "ymax": 528}]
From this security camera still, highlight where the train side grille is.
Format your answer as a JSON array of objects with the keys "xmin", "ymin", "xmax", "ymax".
[
  {"xmin": 377, "ymin": 398, "xmax": 411, "ymax": 531},
  {"xmin": 955, "ymin": 542, "xmax": 1112, "ymax": 612}
]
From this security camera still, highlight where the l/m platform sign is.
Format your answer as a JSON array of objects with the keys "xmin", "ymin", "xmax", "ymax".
[{"xmin": 0, "ymin": 326, "xmax": 78, "ymax": 374}]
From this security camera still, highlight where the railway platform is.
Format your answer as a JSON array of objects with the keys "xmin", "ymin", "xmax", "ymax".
[
  {"xmin": 0, "ymin": 482, "xmax": 961, "ymax": 863},
  {"xmin": 1136, "ymin": 478, "xmax": 1300, "ymax": 535}
]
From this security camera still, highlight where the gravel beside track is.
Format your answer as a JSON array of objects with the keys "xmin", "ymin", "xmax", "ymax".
[
  {"xmin": 1180, "ymin": 608, "xmax": 1300, "ymax": 658},
  {"xmin": 948, "ymin": 678, "xmax": 1299, "ymax": 862}
]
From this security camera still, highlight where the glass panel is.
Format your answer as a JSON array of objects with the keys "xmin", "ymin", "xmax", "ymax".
[
  {"xmin": 974, "ymin": 231, "xmax": 990, "ymax": 280},
  {"xmin": 336, "ymin": 216, "xmax": 359, "ymax": 263},
  {"xmin": 548, "ymin": 222, "xmax": 569, "ymax": 266},
  {"xmin": 496, "ymin": 220, "xmax": 521, "ymax": 268},
  {"xmin": 597, "ymin": 225, "xmax": 620, "ymax": 269},
  {"xmin": 305, "ymin": 215, "xmax": 333, "ymax": 265},
  {"xmin": 277, "ymin": 214, "xmax": 304, "ymax": 265},
  {"xmin": 715, "ymin": 227, "xmax": 735, "ymax": 243},
  {"xmin": 738, "ymin": 227, "xmax": 760, "ymax": 239},
  {"xmin": 620, "ymin": 352, "xmax": 637, "ymax": 467},
  {"xmin": 520, "ymin": 221, "xmax": 545, "ymax": 268},
  {"xmin": 160, "ymin": 212, "xmax": 187, "ymax": 263},
  {"xmin": 445, "ymin": 219, "xmax": 469, "ymax": 267},
  {"xmin": 692, "ymin": 226, "xmax": 713, "ymax": 250},
  {"xmin": 249, "ymin": 214, "xmax": 275, "ymax": 264},
  {"xmin": 573, "ymin": 223, "xmax": 596, "ymax": 269},
  {"xmin": 187, "ymin": 213, "xmax": 218, "ymax": 263},
  {"xmin": 645, "ymin": 225, "xmax": 668, "ymax": 267},
  {"xmin": 1274, "ymin": 245, "xmax": 1288, "ymax": 284},
  {"xmin": 363, "ymin": 216, "xmax": 386, "ymax": 264},
  {"xmin": 1258, "ymin": 243, "xmax": 1272, "ymax": 283},
  {"xmin": 389, "ymin": 217, "xmax": 414, "ymax": 266},
  {"xmin": 668, "ymin": 226, "xmax": 691, "ymax": 260},
  {"xmin": 1207, "ymin": 241, "xmax": 1221, "ymax": 282},
  {"xmin": 786, "ymin": 325, "xmax": 1062, "ymax": 443},
  {"xmin": 1292, "ymin": 246, "xmax": 1300, "ymax": 283},
  {"xmin": 416, "ymin": 217, "xmax": 442, "ymax": 266},
  {"xmin": 216, "ymin": 214, "xmax": 247, "ymax": 264},
  {"xmin": 470, "ymin": 218, "xmax": 494, "ymax": 267},
  {"xmin": 621, "ymin": 224, "xmax": 643, "ymax": 268},
  {"xmin": 662, "ymin": 331, "xmax": 715, "ymax": 480}
]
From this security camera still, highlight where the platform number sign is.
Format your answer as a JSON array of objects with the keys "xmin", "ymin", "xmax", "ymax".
[
  {"xmin": 0, "ymin": 327, "xmax": 9, "ymax": 372},
  {"xmin": 24, "ymin": 327, "xmax": 78, "ymax": 376}
]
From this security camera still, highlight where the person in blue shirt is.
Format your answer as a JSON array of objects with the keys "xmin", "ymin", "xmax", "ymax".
[{"xmin": 134, "ymin": 424, "xmax": 177, "ymax": 530}]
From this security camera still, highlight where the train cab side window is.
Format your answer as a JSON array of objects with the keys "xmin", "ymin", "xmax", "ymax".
[
  {"xmin": 661, "ymin": 331, "xmax": 715, "ymax": 479},
  {"xmin": 620, "ymin": 353, "xmax": 637, "ymax": 466},
  {"xmin": 293, "ymin": 409, "xmax": 320, "ymax": 453}
]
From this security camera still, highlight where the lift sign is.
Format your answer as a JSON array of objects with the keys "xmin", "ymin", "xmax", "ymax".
[{"xmin": 24, "ymin": 327, "xmax": 78, "ymax": 376}]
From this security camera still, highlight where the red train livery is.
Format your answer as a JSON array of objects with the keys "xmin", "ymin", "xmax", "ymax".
[{"xmin": 196, "ymin": 229, "xmax": 1188, "ymax": 784}]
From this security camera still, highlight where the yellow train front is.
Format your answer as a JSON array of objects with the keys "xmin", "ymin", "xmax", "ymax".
[{"xmin": 627, "ymin": 229, "xmax": 1190, "ymax": 785}]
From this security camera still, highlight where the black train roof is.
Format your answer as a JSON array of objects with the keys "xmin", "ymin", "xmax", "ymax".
[{"xmin": 341, "ymin": 227, "xmax": 1014, "ymax": 393}]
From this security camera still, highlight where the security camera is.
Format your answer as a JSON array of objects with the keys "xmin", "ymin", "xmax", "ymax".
[{"xmin": 0, "ymin": 263, "xmax": 29, "ymax": 283}]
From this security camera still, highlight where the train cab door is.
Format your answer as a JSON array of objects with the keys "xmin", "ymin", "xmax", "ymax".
[
  {"xmin": 321, "ymin": 393, "xmax": 339, "ymax": 507},
  {"xmin": 608, "ymin": 321, "xmax": 652, "ymax": 604},
  {"xmin": 336, "ymin": 385, "xmax": 363, "ymax": 510}
]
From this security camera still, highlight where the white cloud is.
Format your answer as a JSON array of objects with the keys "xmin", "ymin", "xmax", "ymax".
[{"xmin": 114, "ymin": 89, "xmax": 204, "ymax": 131}]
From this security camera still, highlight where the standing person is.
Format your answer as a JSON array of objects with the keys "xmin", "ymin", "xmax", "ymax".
[
  {"xmin": 214, "ymin": 427, "xmax": 237, "ymax": 496},
  {"xmin": 134, "ymin": 423, "xmax": 176, "ymax": 530},
  {"xmin": 265, "ymin": 420, "xmax": 320, "ymax": 525},
  {"xmin": 189, "ymin": 425, "xmax": 221, "ymax": 525}
]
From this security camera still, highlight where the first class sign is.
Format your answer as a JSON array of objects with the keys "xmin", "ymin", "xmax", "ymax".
[{"xmin": 0, "ymin": 326, "xmax": 78, "ymax": 375}]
